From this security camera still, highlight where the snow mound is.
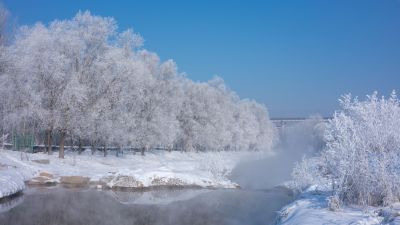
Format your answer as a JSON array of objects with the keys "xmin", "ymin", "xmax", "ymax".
[{"xmin": 0, "ymin": 169, "xmax": 25, "ymax": 198}]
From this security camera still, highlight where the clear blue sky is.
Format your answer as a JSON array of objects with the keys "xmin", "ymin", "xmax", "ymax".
[{"xmin": 3, "ymin": 0, "xmax": 400, "ymax": 118}]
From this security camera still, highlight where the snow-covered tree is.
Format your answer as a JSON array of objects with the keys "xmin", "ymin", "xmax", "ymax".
[
  {"xmin": 293, "ymin": 91, "xmax": 400, "ymax": 207},
  {"xmin": 1, "ymin": 10, "xmax": 277, "ymax": 157},
  {"xmin": 176, "ymin": 77, "xmax": 277, "ymax": 152},
  {"xmin": 9, "ymin": 23, "xmax": 76, "ymax": 156},
  {"xmin": 0, "ymin": 4, "xmax": 8, "ymax": 136}
]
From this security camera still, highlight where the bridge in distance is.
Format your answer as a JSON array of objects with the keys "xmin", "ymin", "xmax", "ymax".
[{"xmin": 270, "ymin": 117, "xmax": 331, "ymax": 130}]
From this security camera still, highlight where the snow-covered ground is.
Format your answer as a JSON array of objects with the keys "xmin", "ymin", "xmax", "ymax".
[
  {"xmin": 0, "ymin": 149, "xmax": 264, "ymax": 199},
  {"xmin": 276, "ymin": 186, "xmax": 400, "ymax": 225}
]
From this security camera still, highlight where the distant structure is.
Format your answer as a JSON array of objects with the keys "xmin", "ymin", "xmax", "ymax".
[
  {"xmin": 271, "ymin": 118, "xmax": 307, "ymax": 130},
  {"xmin": 271, "ymin": 117, "xmax": 331, "ymax": 136}
]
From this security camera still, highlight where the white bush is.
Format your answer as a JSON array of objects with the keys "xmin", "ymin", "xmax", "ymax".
[
  {"xmin": 293, "ymin": 91, "xmax": 400, "ymax": 206},
  {"xmin": 292, "ymin": 156, "xmax": 324, "ymax": 191}
]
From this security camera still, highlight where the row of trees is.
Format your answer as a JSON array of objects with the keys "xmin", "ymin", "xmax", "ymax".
[
  {"xmin": 0, "ymin": 9, "xmax": 277, "ymax": 158},
  {"xmin": 293, "ymin": 91, "xmax": 400, "ymax": 207}
]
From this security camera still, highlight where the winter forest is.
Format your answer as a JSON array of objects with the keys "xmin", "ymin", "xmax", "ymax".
[
  {"xmin": 1, "ymin": 2, "xmax": 400, "ymax": 225},
  {"xmin": 0, "ymin": 10, "xmax": 276, "ymax": 158}
]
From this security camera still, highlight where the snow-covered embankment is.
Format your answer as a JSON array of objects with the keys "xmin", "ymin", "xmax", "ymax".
[
  {"xmin": 0, "ymin": 152, "xmax": 34, "ymax": 198},
  {"xmin": 0, "ymin": 149, "xmax": 263, "ymax": 196},
  {"xmin": 276, "ymin": 186, "xmax": 388, "ymax": 225},
  {"xmin": 0, "ymin": 169, "xmax": 25, "ymax": 199}
]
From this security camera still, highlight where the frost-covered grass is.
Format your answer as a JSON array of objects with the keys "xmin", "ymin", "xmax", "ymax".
[{"xmin": 0, "ymin": 149, "xmax": 261, "ymax": 192}]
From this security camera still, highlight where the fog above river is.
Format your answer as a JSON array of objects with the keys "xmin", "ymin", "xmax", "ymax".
[
  {"xmin": 231, "ymin": 117, "xmax": 325, "ymax": 189},
  {"xmin": 0, "ymin": 187, "xmax": 294, "ymax": 225}
]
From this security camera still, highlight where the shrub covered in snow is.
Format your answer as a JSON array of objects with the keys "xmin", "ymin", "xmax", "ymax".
[{"xmin": 293, "ymin": 91, "xmax": 400, "ymax": 206}]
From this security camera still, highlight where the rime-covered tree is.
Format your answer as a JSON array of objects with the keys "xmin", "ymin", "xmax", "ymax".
[
  {"xmin": 0, "ymin": 4, "xmax": 8, "ymax": 136},
  {"xmin": 292, "ymin": 91, "xmax": 400, "ymax": 207},
  {"xmin": 1, "ymin": 10, "xmax": 277, "ymax": 157}
]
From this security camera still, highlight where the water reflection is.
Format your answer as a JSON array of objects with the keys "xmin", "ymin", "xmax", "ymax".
[
  {"xmin": 107, "ymin": 188, "xmax": 211, "ymax": 205},
  {"xmin": 0, "ymin": 193, "xmax": 24, "ymax": 214},
  {"xmin": 0, "ymin": 187, "xmax": 294, "ymax": 225}
]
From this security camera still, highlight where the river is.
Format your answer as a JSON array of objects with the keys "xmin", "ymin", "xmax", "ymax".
[{"xmin": 0, "ymin": 185, "xmax": 294, "ymax": 225}]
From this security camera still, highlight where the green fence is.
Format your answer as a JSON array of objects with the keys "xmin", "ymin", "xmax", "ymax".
[{"xmin": 12, "ymin": 132, "xmax": 34, "ymax": 152}]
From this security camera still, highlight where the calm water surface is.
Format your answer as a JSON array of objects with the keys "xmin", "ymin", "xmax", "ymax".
[{"xmin": 0, "ymin": 186, "xmax": 294, "ymax": 225}]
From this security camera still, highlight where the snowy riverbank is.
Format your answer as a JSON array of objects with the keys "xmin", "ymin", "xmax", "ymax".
[
  {"xmin": 0, "ymin": 150, "xmax": 35, "ymax": 199},
  {"xmin": 0, "ymin": 149, "xmax": 265, "ymax": 198},
  {"xmin": 0, "ymin": 169, "xmax": 25, "ymax": 199},
  {"xmin": 276, "ymin": 185, "xmax": 400, "ymax": 225}
]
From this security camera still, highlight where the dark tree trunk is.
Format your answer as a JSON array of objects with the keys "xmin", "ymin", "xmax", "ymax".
[
  {"xmin": 91, "ymin": 142, "xmax": 96, "ymax": 155},
  {"xmin": 141, "ymin": 147, "xmax": 145, "ymax": 156},
  {"xmin": 116, "ymin": 146, "xmax": 121, "ymax": 157},
  {"xmin": 44, "ymin": 130, "xmax": 49, "ymax": 154},
  {"xmin": 78, "ymin": 138, "xmax": 83, "ymax": 155},
  {"xmin": 59, "ymin": 131, "xmax": 66, "ymax": 159},
  {"xmin": 47, "ymin": 129, "xmax": 53, "ymax": 155},
  {"xmin": 103, "ymin": 146, "xmax": 107, "ymax": 157}
]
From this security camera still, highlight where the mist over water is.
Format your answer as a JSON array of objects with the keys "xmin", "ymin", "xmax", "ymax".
[
  {"xmin": 0, "ymin": 187, "xmax": 294, "ymax": 225},
  {"xmin": 231, "ymin": 116, "xmax": 326, "ymax": 189}
]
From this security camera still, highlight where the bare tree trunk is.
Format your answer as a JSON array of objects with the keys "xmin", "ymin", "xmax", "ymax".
[
  {"xmin": 78, "ymin": 138, "xmax": 83, "ymax": 155},
  {"xmin": 116, "ymin": 146, "xmax": 121, "ymax": 157},
  {"xmin": 141, "ymin": 146, "xmax": 145, "ymax": 156},
  {"xmin": 103, "ymin": 146, "xmax": 107, "ymax": 157},
  {"xmin": 47, "ymin": 129, "xmax": 53, "ymax": 155},
  {"xmin": 44, "ymin": 130, "xmax": 49, "ymax": 154},
  {"xmin": 59, "ymin": 131, "xmax": 66, "ymax": 159},
  {"xmin": 91, "ymin": 141, "xmax": 96, "ymax": 155}
]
